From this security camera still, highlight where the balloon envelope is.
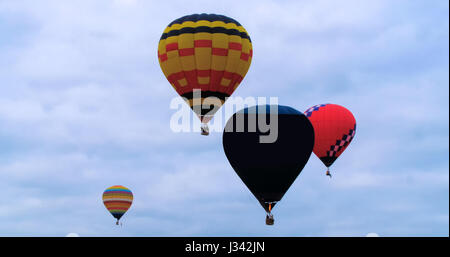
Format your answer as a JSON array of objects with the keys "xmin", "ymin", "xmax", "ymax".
[
  {"xmin": 158, "ymin": 13, "xmax": 253, "ymax": 124},
  {"xmin": 304, "ymin": 104, "xmax": 356, "ymax": 168},
  {"xmin": 102, "ymin": 185, "xmax": 133, "ymax": 222},
  {"xmin": 223, "ymin": 105, "xmax": 314, "ymax": 212}
]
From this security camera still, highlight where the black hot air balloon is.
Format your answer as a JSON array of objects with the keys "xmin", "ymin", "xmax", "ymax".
[{"xmin": 223, "ymin": 105, "xmax": 315, "ymax": 225}]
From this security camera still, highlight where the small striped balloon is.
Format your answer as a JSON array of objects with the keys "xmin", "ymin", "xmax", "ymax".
[{"xmin": 102, "ymin": 185, "xmax": 133, "ymax": 224}]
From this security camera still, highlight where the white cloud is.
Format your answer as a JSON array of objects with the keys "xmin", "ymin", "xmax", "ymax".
[{"xmin": 65, "ymin": 232, "xmax": 80, "ymax": 237}]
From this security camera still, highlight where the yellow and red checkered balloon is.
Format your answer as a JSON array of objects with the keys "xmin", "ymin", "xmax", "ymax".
[{"xmin": 158, "ymin": 13, "xmax": 252, "ymax": 125}]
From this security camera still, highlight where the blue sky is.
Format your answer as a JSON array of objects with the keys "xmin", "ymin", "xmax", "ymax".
[{"xmin": 0, "ymin": 0, "xmax": 448, "ymax": 236}]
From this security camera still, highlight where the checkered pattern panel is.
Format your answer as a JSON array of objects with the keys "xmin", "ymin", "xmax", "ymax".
[
  {"xmin": 327, "ymin": 124, "xmax": 356, "ymax": 157},
  {"xmin": 304, "ymin": 104, "xmax": 327, "ymax": 117}
]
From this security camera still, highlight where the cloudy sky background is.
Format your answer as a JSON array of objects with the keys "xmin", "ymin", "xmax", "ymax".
[{"xmin": 0, "ymin": 0, "xmax": 448, "ymax": 236}]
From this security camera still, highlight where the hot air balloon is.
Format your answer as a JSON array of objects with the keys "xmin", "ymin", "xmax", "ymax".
[
  {"xmin": 304, "ymin": 104, "xmax": 356, "ymax": 178},
  {"xmin": 223, "ymin": 105, "xmax": 315, "ymax": 225},
  {"xmin": 102, "ymin": 185, "xmax": 133, "ymax": 225},
  {"xmin": 158, "ymin": 13, "xmax": 253, "ymax": 135}
]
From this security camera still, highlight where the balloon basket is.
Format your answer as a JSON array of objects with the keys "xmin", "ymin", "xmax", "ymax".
[
  {"xmin": 265, "ymin": 214, "xmax": 274, "ymax": 225},
  {"xmin": 201, "ymin": 124, "xmax": 209, "ymax": 136}
]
